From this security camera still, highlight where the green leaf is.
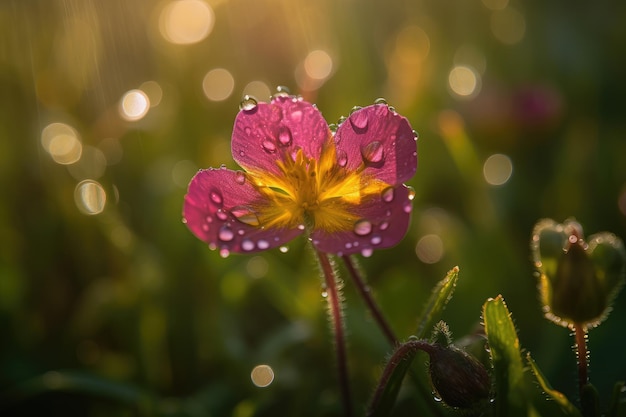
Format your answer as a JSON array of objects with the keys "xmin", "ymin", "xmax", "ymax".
[
  {"xmin": 483, "ymin": 295, "xmax": 527, "ymax": 417},
  {"xmin": 527, "ymin": 353, "xmax": 582, "ymax": 417},
  {"xmin": 415, "ymin": 266, "xmax": 459, "ymax": 339}
]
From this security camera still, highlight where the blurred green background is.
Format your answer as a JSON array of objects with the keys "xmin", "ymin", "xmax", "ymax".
[{"xmin": 1, "ymin": 0, "xmax": 626, "ymax": 416}]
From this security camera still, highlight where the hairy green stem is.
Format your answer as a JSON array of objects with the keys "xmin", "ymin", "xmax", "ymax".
[
  {"xmin": 317, "ymin": 250, "xmax": 353, "ymax": 417},
  {"xmin": 342, "ymin": 255, "xmax": 398, "ymax": 346},
  {"xmin": 574, "ymin": 323, "xmax": 589, "ymax": 397}
]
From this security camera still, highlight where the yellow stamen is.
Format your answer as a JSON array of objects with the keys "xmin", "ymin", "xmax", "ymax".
[{"xmin": 247, "ymin": 138, "xmax": 387, "ymax": 233}]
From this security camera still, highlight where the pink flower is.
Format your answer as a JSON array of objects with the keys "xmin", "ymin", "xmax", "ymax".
[{"xmin": 183, "ymin": 94, "xmax": 417, "ymax": 257}]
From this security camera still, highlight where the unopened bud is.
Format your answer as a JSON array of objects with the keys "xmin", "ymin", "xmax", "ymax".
[
  {"xmin": 428, "ymin": 325, "xmax": 490, "ymax": 409},
  {"xmin": 531, "ymin": 218, "xmax": 626, "ymax": 329}
]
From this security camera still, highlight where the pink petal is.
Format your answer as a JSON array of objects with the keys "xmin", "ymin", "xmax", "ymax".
[
  {"xmin": 183, "ymin": 168, "xmax": 303, "ymax": 254},
  {"xmin": 231, "ymin": 96, "xmax": 332, "ymax": 175},
  {"xmin": 334, "ymin": 104, "xmax": 417, "ymax": 185},
  {"xmin": 310, "ymin": 184, "xmax": 414, "ymax": 256}
]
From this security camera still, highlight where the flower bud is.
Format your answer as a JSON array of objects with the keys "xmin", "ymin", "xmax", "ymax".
[
  {"xmin": 428, "ymin": 323, "xmax": 491, "ymax": 409},
  {"xmin": 531, "ymin": 218, "xmax": 626, "ymax": 329}
]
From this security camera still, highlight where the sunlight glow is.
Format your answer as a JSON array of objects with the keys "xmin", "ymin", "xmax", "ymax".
[
  {"xmin": 482, "ymin": 0, "xmax": 509, "ymax": 10},
  {"xmin": 159, "ymin": 0, "xmax": 215, "ymax": 45},
  {"xmin": 483, "ymin": 154, "xmax": 513, "ymax": 186},
  {"xmin": 251, "ymin": 364, "xmax": 275, "ymax": 387},
  {"xmin": 119, "ymin": 90, "xmax": 150, "ymax": 121},
  {"xmin": 448, "ymin": 66, "xmax": 480, "ymax": 99},
  {"xmin": 74, "ymin": 180, "xmax": 106, "ymax": 215},
  {"xmin": 491, "ymin": 8, "xmax": 526, "ymax": 44},
  {"xmin": 41, "ymin": 123, "xmax": 83, "ymax": 165},
  {"xmin": 203, "ymin": 68, "xmax": 235, "ymax": 102}
]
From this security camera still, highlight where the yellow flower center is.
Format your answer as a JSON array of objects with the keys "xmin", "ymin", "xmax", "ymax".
[{"xmin": 246, "ymin": 138, "xmax": 387, "ymax": 233}]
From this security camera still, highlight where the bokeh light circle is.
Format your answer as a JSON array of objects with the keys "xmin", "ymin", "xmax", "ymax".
[
  {"xmin": 119, "ymin": 89, "xmax": 150, "ymax": 121},
  {"xmin": 159, "ymin": 0, "xmax": 215, "ymax": 45},
  {"xmin": 251, "ymin": 364, "xmax": 275, "ymax": 387},
  {"xmin": 448, "ymin": 65, "xmax": 481, "ymax": 99},
  {"xmin": 41, "ymin": 123, "xmax": 83, "ymax": 165},
  {"xmin": 483, "ymin": 154, "xmax": 513, "ymax": 186},
  {"xmin": 202, "ymin": 68, "xmax": 235, "ymax": 102},
  {"xmin": 74, "ymin": 180, "xmax": 107, "ymax": 215}
]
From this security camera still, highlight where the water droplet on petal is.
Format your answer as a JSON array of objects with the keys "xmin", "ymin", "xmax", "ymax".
[
  {"xmin": 244, "ymin": 127, "xmax": 252, "ymax": 135},
  {"xmin": 361, "ymin": 248, "xmax": 373, "ymax": 257},
  {"xmin": 240, "ymin": 95, "xmax": 258, "ymax": 112},
  {"xmin": 208, "ymin": 243, "xmax": 217, "ymax": 251},
  {"xmin": 337, "ymin": 149, "xmax": 348, "ymax": 167},
  {"xmin": 216, "ymin": 209, "xmax": 228, "ymax": 221},
  {"xmin": 276, "ymin": 85, "xmax": 291, "ymax": 95},
  {"xmin": 202, "ymin": 223, "xmax": 210, "ymax": 232},
  {"xmin": 290, "ymin": 110, "xmax": 303, "ymax": 123},
  {"xmin": 230, "ymin": 206, "xmax": 260, "ymax": 226},
  {"xmin": 219, "ymin": 248, "xmax": 230, "ymax": 258},
  {"xmin": 279, "ymin": 246, "xmax": 289, "ymax": 253},
  {"xmin": 297, "ymin": 224, "xmax": 306, "ymax": 231},
  {"xmin": 321, "ymin": 287, "xmax": 328, "ymax": 298},
  {"xmin": 218, "ymin": 225, "xmax": 235, "ymax": 242},
  {"xmin": 278, "ymin": 127, "xmax": 293, "ymax": 146},
  {"xmin": 379, "ymin": 221, "xmax": 390, "ymax": 231},
  {"xmin": 205, "ymin": 216, "xmax": 213, "ymax": 223},
  {"xmin": 239, "ymin": 150, "xmax": 245, "ymax": 157},
  {"xmin": 350, "ymin": 110, "xmax": 369, "ymax": 131},
  {"xmin": 407, "ymin": 186, "xmax": 416, "ymax": 201},
  {"xmin": 374, "ymin": 98, "xmax": 388, "ymax": 105},
  {"xmin": 235, "ymin": 171, "xmax": 246, "ymax": 184},
  {"xmin": 361, "ymin": 141, "xmax": 384, "ymax": 164},
  {"xmin": 241, "ymin": 239, "xmax": 255, "ymax": 251},
  {"xmin": 350, "ymin": 106, "xmax": 362, "ymax": 115},
  {"xmin": 354, "ymin": 219, "xmax": 373, "ymax": 236},
  {"xmin": 381, "ymin": 186, "xmax": 394, "ymax": 202},
  {"xmin": 257, "ymin": 239, "xmax": 269, "ymax": 250},
  {"xmin": 262, "ymin": 140, "xmax": 277, "ymax": 153},
  {"xmin": 337, "ymin": 115, "xmax": 347, "ymax": 125},
  {"xmin": 345, "ymin": 242, "xmax": 353, "ymax": 249},
  {"xmin": 403, "ymin": 201, "xmax": 413, "ymax": 213},
  {"xmin": 371, "ymin": 235, "xmax": 382, "ymax": 245},
  {"xmin": 210, "ymin": 190, "xmax": 223, "ymax": 205}
]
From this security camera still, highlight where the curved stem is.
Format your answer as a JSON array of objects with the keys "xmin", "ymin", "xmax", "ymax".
[
  {"xmin": 316, "ymin": 250, "xmax": 352, "ymax": 417},
  {"xmin": 342, "ymin": 255, "xmax": 398, "ymax": 346}
]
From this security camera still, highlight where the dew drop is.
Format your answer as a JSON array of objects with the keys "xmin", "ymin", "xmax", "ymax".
[
  {"xmin": 321, "ymin": 289, "xmax": 328, "ymax": 298},
  {"xmin": 202, "ymin": 223, "xmax": 210, "ymax": 232},
  {"xmin": 354, "ymin": 219, "xmax": 373, "ymax": 236},
  {"xmin": 374, "ymin": 98, "xmax": 388, "ymax": 105},
  {"xmin": 350, "ymin": 110, "xmax": 369, "ymax": 131},
  {"xmin": 257, "ymin": 239, "xmax": 270, "ymax": 250},
  {"xmin": 219, "ymin": 248, "xmax": 230, "ymax": 258},
  {"xmin": 262, "ymin": 140, "xmax": 277, "ymax": 153},
  {"xmin": 361, "ymin": 248, "xmax": 373, "ymax": 257},
  {"xmin": 210, "ymin": 190, "xmax": 223, "ymax": 206},
  {"xmin": 239, "ymin": 95, "xmax": 258, "ymax": 112},
  {"xmin": 279, "ymin": 246, "xmax": 289, "ymax": 253},
  {"xmin": 278, "ymin": 127, "xmax": 293, "ymax": 146},
  {"xmin": 337, "ymin": 115, "xmax": 347, "ymax": 125},
  {"xmin": 205, "ymin": 216, "xmax": 213, "ymax": 223},
  {"xmin": 381, "ymin": 186, "xmax": 394, "ymax": 203},
  {"xmin": 275, "ymin": 85, "xmax": 291, "ymax": 95},
  {"xmin": 407, "ymin": 186, "xmax": 416, "ymax": 201},
  {"xmin": 361, "ymin": 141, "xmax": 384, "ymax": 164},
  {"xmin": 244, "ymin": 127, "xmax": 252, "ymax": 135},
  {"xmin": 371, "ymin": 235, "xmax": 382, "ymax": 245},
  {"xmin": 241, "ymin": 239, "xmax": 255, "ymax": 251},
  {"xmin": 216, "ymin": 209, "xmax": 228, "ymax": 221},
  {"xmin": 237, "ymin": 229, "xmax": 245, "ymax": 235},
  {"xmin": 328, "ymin": 123, "xmax": 338, "ymax": 133},
  {"xmin": 239, "ymin": 150, "xmax": 245, "ymax": 157},
  {"xmin": 208, "ymin": 243, "xmax": 217, "ymax": 251},
  {"xmin": 345, "ymin": 242, "xmax": 353, "ymax": 249},
  {"xmin": 403, "ymin": 201, "xmax": 413, "ymax": 213},
  {"xmin": 379, "ymin": 221, "xmax": 389, "ymax": 231},
  {"xmin": 218, "ymin": 226, "xmax": 235, "ymax": 242},
  {"xmin": 290, "ymin": 110, "xmax": 303, "ymax": 123},
  {"xmin": 235, "ymin": 171, "xmax": 246, "ymax": 184},
  {"xmin": 297, "ymin": 224, "xmax": 306, "ymax": 231},
  {"xmin": 349, "ymin": 106, "xmax": 362, "ymax": 115},
  {"xmin": 337, "ymin": 149, "xmax": 348, "ymax": 167},
  {"xmin": 230, "ymin": 206, "xmax": 260, "ymax": 226}
]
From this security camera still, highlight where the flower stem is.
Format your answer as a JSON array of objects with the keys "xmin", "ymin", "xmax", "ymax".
[
  {"xmin": 317, "ymin": 250, "xmax": 353, "ymax": 417},
  {"xmin": 574, "ymin": 323, "xmax": 589, "ymax": 396},
  {"xmin": 342, "ymin": 255, "xmax": 398, "ymax": 346}
]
